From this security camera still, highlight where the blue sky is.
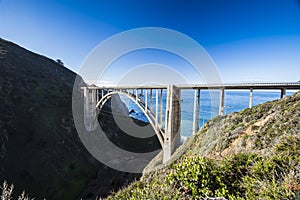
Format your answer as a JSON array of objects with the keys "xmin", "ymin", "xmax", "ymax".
[{"xmin": 0, "ymin": 0, "xmax": 300, "ymax": 82}]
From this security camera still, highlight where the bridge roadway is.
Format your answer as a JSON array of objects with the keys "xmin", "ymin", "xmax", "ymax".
[
  {"xmin": 82, "ymin": 82, "xmax": 300, "ymax": 163},
  {"xmin": 87, "ymin": 82, "xmax": 300, "ymax": 89}
]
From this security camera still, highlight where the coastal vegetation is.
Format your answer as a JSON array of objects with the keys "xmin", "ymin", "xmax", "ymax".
[
  {"xmin": 0, "ymin": 181, "xmax": 31, "ymax": 200},
  {"xmin": 106, "ymin": 91, "xmax": 300, "ymax": 199}
]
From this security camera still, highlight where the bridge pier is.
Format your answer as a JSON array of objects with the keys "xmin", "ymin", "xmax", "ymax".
[
  {"xmin": 219, "ymin": 88, "xmax": 225, "ymax": 116},
  {"xmin": 281, "ymin": 88, "xmax": 286, "ymax": 98},
  {"xmin": 249, "ymin": 88, "xmax": 253, "ymax": 108},
  {"xmin": 96, "ymin": 90, "xmax": 99, "ymax": 103},
  {"xmin": 150, "ymin": 89, "xmax": 153, "ymax": 111},
  {"xmin": 163, "ymin": 85, "xmax": 181, "ymax": 163},
  {"xmin": 145, "ymin": 89, "xmax": 148, "ymax": 112},
  {"xmin": 135, "ymin": 89, "xmax": 138, "ymax": 101},
  {"xmin": 159, "ymin": 89, "xmax": 163, "ymax": 128},
  {"xmin": 155, "ymin": 89, "xmax": 159, "ymax": 128},
  {"xmin": 83, "ymin": 87, "xmax": 98, "ymax": 131},
  {"xmin": 192, "ymin": 89, "xmax": 200, "ymax": 134}
]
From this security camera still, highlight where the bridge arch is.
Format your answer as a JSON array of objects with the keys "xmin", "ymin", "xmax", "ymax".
[
  {"xmin": 82, "ymin": 86, "xmax": 181, "ymax": 163},
  {"xmin": 95, "ymin": 91, "xmax": 165, "ymax": 147}
]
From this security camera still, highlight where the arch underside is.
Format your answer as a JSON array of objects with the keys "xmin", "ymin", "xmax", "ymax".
[{"xmin": 95, "ymin": 91, "xmax": 165, "ymax": 147}]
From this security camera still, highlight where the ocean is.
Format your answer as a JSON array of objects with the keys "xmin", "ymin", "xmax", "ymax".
[{"xmin": 120, "ymin": 90, "xmax": 295, "ymax": 140}]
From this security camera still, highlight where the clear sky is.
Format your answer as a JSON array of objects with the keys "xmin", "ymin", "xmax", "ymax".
[{"xmin": 1, "ymin": 0, "xmax": 300, "ymax": 83}]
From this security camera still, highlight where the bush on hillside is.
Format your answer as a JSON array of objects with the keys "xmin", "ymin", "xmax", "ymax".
[
  {"xmin": 1, "ymin": 181, "xmax": 32, "ymax": 200},
  {"xmin": 108, "ymin": 145, "xmax": 300, "ymax": 199}
]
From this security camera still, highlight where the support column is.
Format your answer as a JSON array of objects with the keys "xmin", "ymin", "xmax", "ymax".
[
  {"xmin": 219, "ymin": 88, "xmax": 225, "ymax": 116},
  {"xmin": 192, "ymin": 89, "xmax": 200, "ymax": 134},
  {"xmin": 150, "ymin": 89, "xmax": 153, "ymax": 111},
  {"xmin": 155, "ymin": 89, "xmax": 159, "ymax": 128},
  {"xmin": 83, "ymin": 88, "xmax": 98, "ymax": 132},
  {"xmin": 281, "ymin": 88, "xmax": 286, "ymax": 98},
  {"xmin": 249, "ymin": 88, "xmax": 253, "ymax": 108},
  {"xmin": 145, "ymin": 89, "xmax": 148, "ymax": 112},
  {"xmin": 96, "ymin": 90, "xmax": 99, "ymax": 104},
  {"xmin": 163, "ymin": 85, "xmax": 181, "ymax": 163},
  {"xmin": 135, "ymin": 89, "xmax": 138, "ymax": 101},
  {"xmin": 91, "ymin": 89, "xmax": 96, "ymax": 107},
  {"xmin": 160, "ymin": 89, "xmax": 163, "ymax": 128}
]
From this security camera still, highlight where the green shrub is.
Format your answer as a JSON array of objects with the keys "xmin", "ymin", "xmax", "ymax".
[{"xmin": 107, "ymin": 152, "xmax": 299, "ymax": 199}]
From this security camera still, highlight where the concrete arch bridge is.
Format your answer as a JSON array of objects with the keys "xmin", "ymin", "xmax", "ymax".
[{"xmin": 82, "ymin": 82, "xmax": 300, "ymax": 162}]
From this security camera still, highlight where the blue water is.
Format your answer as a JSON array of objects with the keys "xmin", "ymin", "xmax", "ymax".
[{"xmin": 120, "ymin": 90, "xmax": 295, "ymax": 140}]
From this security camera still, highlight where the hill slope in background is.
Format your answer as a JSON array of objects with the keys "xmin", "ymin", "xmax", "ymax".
[
  {"xmin": 0, "ymin": 38, "xmax": 145, "ymax": 199},
  {"xmin": 108, "ymin": 91, "xmax": 300, "ymax": 199}
]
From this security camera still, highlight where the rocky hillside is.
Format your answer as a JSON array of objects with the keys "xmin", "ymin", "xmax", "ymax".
[
  {"xmin": 0, "ymin": 38, "xmax": 101, "ymax": 199},
  {"xmin": 0, "ymin": 38, "xmax": 149, "ymax": 199},
  {"xmin": 107, "ymin": 91, "xmax": 300, "ymax": 199},
  {"xmin": 191, "ymin": 90, "xmax": 299, "ymax": 158}
]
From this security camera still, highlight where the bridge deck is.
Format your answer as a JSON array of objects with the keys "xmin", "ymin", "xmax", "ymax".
[{"xmin": 85, "ymin": 82, "xmax": 300, "ymax": 90}]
